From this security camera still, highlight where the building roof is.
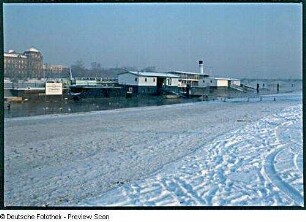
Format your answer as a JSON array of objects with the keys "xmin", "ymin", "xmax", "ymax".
[
  {"xmin": 4, "ymin": 53, "xmax": 27, "ymax": 59},
  {"xmin": 120, "ymin": 71, "xmax": 179, "ymax": 78},
  {"xmin": 26, "ymin": 47, "xmax": 40, "ymax": 53}
]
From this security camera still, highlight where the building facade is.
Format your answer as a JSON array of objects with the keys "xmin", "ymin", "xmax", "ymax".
[
  {"xmin": 4, "ymin": 48, "xmax": 43, "ymax": 80},
  {"xmin": 4, "ymin": 50, "xmax": 28, "ymax": 80},
  {"xmin": 43, "ymin": 64, "xmax": 69, "ymax": 78},
  {"xmin": 23, "ymin": 48, "xmax": 43, "ymax": 79}
]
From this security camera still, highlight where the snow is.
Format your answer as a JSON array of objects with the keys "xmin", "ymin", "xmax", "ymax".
[
  {"xmin": 4, "ymin": 53, "xmax": 27, "ymax": 58},
  {"xmin": 4, "ymin": 91, "xmax": 303, "ymax": 206},
  {"xmin": 27, "ymin": 47, "xmax": 39, "ymax": 53}
]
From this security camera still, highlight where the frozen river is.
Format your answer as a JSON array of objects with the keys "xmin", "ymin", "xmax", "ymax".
[{"xmin": 4, "ymin": 91, "xmax": 303, "ymax": 206}]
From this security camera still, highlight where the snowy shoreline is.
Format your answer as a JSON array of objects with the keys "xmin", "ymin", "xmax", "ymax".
[{"xmin": 4, "ymin": 91, "xmax": 303, "ymax": 206}]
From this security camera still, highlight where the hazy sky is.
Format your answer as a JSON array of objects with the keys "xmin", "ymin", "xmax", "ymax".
[{"xmin": 4, "ymin": 3, "xmax": 302, "ymax": 79}]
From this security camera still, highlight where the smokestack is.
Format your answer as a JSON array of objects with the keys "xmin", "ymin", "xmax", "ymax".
[{"xmin": 199, "ymin": 60, "xmax": 204, "ymax": 74}]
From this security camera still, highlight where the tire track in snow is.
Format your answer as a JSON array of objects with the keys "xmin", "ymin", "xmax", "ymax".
[
  {"xmin": 264, "ymin": 147, "xmax": 304, "ymax": 206},
  {"xmin": 289, "ymin": 143, "xmax": 303, "ymax": 175},
  {"xmin": 295, "ymin": 154, "xmax": 303, "ymax": 174}
]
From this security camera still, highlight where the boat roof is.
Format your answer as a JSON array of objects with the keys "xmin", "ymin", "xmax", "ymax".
[
  {"xmin": 119, "ymin": 71, "xmax": 179, "ymax": 78},
  {"xmin": 214, "ymin": 77, "xmax": 240, "ymax": 81},
  {"xmin": 168, "ymin": 71, "xmax": 210, "ymax": 77}
]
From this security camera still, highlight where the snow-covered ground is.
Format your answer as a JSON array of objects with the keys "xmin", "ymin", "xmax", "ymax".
[{"xmin": 4, "ymin": 91, "xmax": 303, "ymax": 206}]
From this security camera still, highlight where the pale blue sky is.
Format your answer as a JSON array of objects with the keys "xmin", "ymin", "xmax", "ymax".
[{"xmin": 3, "ymin": 3, "xmax": 302, "ymax": 79}]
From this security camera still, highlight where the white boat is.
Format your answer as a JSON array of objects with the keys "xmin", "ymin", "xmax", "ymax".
[{"xmin": 163, "ymin": 94, "xmax": 179, "ymax": 99}]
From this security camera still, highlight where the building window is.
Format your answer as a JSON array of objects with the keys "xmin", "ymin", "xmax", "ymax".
[
  {"xmin": 153, "ymin": 78, "xmax": 155, "ymax": 82},
  {"xmin": 145, "ymin": 78, "xmax": 147, "ymax": 82},
  {"xmin": 135, "ymin": 77, "xmax": 138, "ymax": 82},
  {"xmin": 210, "ymin": 80, "xmax": 213, "ymax": 83},
  {"xmin": 203, "ymin": 80, "xmax": 205, "ymax": 83}
]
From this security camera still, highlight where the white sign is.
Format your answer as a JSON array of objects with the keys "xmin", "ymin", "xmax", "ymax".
[{"xmin": 45, "ymin": 82, "xmax": 63, "ymax": 95}]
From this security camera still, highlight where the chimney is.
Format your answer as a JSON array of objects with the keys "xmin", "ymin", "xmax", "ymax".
[{"xmin": 199, "ymin": 60, "xmax": 204, "ymax": 74}]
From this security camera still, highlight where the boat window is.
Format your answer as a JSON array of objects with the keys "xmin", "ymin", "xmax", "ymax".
[{"xmin": 145, "ymin": 78, "xmax": 147, "ymax": 82}]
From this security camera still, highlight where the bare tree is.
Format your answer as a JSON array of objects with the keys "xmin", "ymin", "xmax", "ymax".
[
  {"xmin": 141, "ymin": 66, "xmax": 157, "ymax": 72},
  {"xmin": 71, "ymin": 60, "xmax": 86, "ymax": 77},
  {"xmin": 90, "ymin": 62, "xmax": 102, "ymax": 78}
]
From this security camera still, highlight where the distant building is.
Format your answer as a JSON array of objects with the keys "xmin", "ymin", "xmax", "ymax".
[
  {"xmin": 4, "ymin": 48, "xmax": 43, "ymax": 79},
  {"xmin": 43, "ymin": 64, "xmax": 69, "ymax": 78},
  {"xmin": 23, "ymin": 48, "xmax": 43, "ymax": 79},
  {"xmin": 4, "ymin": 50, "xmax": 28, "ymax": 80},
  {"xmin": 118, "ymin": 71, "xmax": 179, "ymax": 94}
]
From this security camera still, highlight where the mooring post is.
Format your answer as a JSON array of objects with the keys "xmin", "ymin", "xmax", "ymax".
[{"xmin": 256, "ymin": 83, "xmax": 259, "ymax": 94}]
